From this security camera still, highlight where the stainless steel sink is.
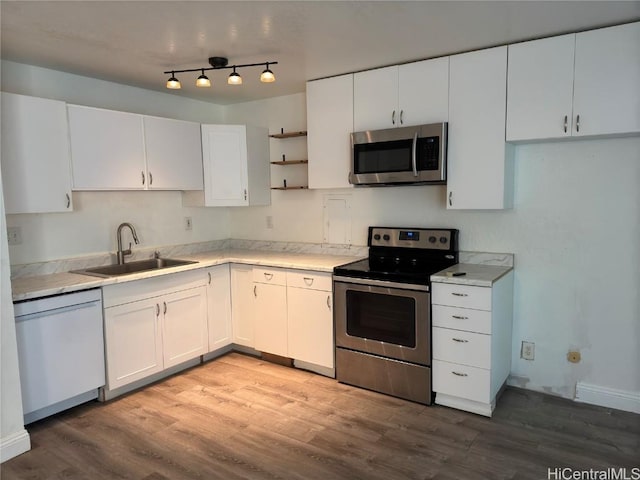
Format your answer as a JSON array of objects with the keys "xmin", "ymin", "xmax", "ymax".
[{"xmin": 72, "ymin": 258, "xmax": 198, "ymax": 278}]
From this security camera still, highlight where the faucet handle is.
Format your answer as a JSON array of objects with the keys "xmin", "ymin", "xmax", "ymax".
[{"xmin": 154, "ymin": 250, "xmax": 161, "ymax": 259}]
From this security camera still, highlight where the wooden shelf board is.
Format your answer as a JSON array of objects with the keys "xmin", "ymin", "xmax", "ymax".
[
  {"xmin": 271, "ymin": 186, "xmax": 309, "ymax": 190},
  {"xmin": 269, "ymin": 131, "xmax": 307, "ymax": 139},
  {"xmin": 270, "ymin": 160, "xmax": 308, "ymax": 165}
]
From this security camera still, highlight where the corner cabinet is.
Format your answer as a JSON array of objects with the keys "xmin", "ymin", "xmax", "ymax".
[
  {"xmin": 1, "ymin": 92, "xmax": 73, "ymax": 214},
  {"xmin": 230, "ymin": 264, "xmax": 255, "ymax": 347},
  {"xmin": 252, "ymin": 267, "xmax": 288, "ymax": 356},
  {"xmin": 432, "ymin": 271, "xmax": 514, "ymax": 417},
  {"xmin": 306, "ymin": 74, "xmax": 354, "ymax": 189},
  {"xmin": 183, "ymin": 125, "xmax": 270, "ymax": 207},
  {"xmin": 205, "ymin": 264, "xmax": 233, "ymax": 352},
  {"xmin": 447, "ymin": 46, "xmax": 513, "ymax": 210},
  {"xmin": 507, "ymin": 22, "xmax": 640, "ymax": 141}
]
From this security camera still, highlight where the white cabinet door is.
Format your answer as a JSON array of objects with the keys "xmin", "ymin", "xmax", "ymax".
[
  {"xmin": 1, "ymin": 92, "xmax": 73, "ymax": 213},
  {"xmin": 448, "ymin": 46, "xmax": 513, "ymax": 210},
  {"xmin": 104, "ymin": 297, "xmax": 163, "ymax": 390},
  {"xmin": 287, "ymin": 286, "xmax": 334, "ymax": 369},
  {"xmin": 230, "ymin": 264, "xmax": 255, "ymax": 347},
  {"xmin": 398, "ymin": 57, "xmax": 450, "ymax": 126},
  {"xmin": 573, "ymin": 22, "xmax": 640, "ymax": 137},
  {"xmin": 506, "ymin": 34, "xmax": 576, "ymax": 142},
  {"xmin": 68, "ymin": 105, "xmax": 146, "ymax": 190},
  {"xmin": 206, "ymin": 264, "xmax": 233, "ymax": 352},
  {"xmin": 162, "ymin": 286, "xmax": 208, "ymax": 368},
  {"xmin": 306, "ymin": 74, "xmax": 354, "ymax": 189},
  {"xmin": 143, "ymin": 116, "xmax": 203, "ymax": 190},
  {"xmin": 353, "ymin": 66, "xmax": 399, "ymax": 131},
  {"xmin": 253, "ymin": 282, "xmax": 288, "ymax": 357}
]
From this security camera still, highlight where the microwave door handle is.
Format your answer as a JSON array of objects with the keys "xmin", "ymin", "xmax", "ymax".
[{"xmin": 412, "ymin": 132, "xmax": 418, "ymax": 177}]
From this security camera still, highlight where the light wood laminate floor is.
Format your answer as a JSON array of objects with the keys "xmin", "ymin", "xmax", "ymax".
[{"xmin": 3, "ymin": 353, "xmax": 639, "ymax": 479}]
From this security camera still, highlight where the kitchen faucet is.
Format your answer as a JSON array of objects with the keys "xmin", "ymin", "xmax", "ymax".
[{"xmin": 116, "ymin": 222, "xmax": 140, "ymax": 265}]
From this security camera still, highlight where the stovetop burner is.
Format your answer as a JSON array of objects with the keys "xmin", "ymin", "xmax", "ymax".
[{"xmin": 334, "ymin": 226, "xmax": 459, "ymax": 286}]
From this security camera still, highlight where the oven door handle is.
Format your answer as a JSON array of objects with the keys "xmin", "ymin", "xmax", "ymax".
[
  {"xmin": 333, "ymin": 275, "xmax": 429, "ymax": 292},
  {"xmin": 411, "ymin": 131, "xmax": 418, "ymax": 177}
]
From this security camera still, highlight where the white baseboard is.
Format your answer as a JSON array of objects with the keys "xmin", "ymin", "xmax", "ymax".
[
  {"xmin": 575, "ymin": 382, "xmax": 640, "ymax": 414},
  {"xmin": 1, "ymin": 429, "xmax": 31, "ymax": 463}
]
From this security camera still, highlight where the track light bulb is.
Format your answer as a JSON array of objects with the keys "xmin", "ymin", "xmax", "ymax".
[
  {"xmin": 228, "ymin": 67, "xmax": 243, "ymax": 85},
  {"xmin": 260, "ymin": 63, "xmax": 275, "ymax": 83},
  {"xmin": 196, "ymin": 70, "xmax": 211, "ymax": 87},
  {"xmin": 166, "ymin": 72, "xmax": 181, "ymax": 89}
]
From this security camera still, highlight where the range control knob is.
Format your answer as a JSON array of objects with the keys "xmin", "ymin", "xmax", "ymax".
[
  {"xmin": 383, "ymin": 234, "xmax": 391, "ymax": 241},
  {"xmin": 373, "ymin": 234, "xmax": 381, "ymax": 240},
  {"xmin": 439, "ymin": 236, "xmax": 448, "ymax": 244},
  {"xmin": 428, "ymin": 236, "xmax": 437, "ymax": 243}
]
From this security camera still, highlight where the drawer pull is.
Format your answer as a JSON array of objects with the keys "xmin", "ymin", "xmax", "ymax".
[
  {"xmin": 452, "ymin": 371, "xmax": 468, "ymax": 377},
  {"xmin": 303, "ymin": 277, "xmax": 314, "ymax": 286},
  {"xmin": 452, "ymin": 338, "xmax": 469, "ymax": 343},
  {"xmin": 451, "ymin": 292, "xmax": 468, "ymax": 297},
  {"xmin": 263, "ymin": 272, "xmax": 273, "ymax": 281},
  {"xmin": 452, "ymin": 315, "xmax": 468, "ymax": 320}
]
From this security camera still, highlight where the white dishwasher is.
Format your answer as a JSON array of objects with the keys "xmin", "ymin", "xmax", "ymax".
[{"xmin": 14, "ymin": 288, "xmax": 105, "ymax": 424}]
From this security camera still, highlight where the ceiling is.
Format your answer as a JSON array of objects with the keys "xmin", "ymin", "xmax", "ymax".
[{"xmin": 2, "ymin": 1, "xmax": 639, "ymax": 105}]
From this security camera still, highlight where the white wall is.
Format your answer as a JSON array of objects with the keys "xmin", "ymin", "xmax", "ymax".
[
  {"xmin": 2, "ymin": 61, "xmax": 230, "ymax": 264},
  {"xmin": 225, "ymin": 94, "xmax": 640, "ymax": 401}
]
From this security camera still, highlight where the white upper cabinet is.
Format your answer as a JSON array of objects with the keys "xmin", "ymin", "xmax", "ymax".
[
  {"xmin": 507, "ymin": 22, "xmax": 640, "ymax": 141},
  {"xmin": 143, "ymin": 116, "xmax": 203, "ymax": 190},
  {"xmin": 184, "ymin": 124, "xmax": 270, "ymax": 207},
  {"xmin": 306, "ymin": 74, "xmax": 354, "ymax": 189},
  {"xmin": 506, "ymin": 34, "xmax": 576, "ymax": 141},
  {"xmin": 572, "ymin": 22, "xmax": 640, "ymax": 137},
  {"xmin": 1, "ymin": 92, "xmax": 73, "ymax": 213},
  {"xmin": 353, "ymin": 58, "xmax": 449, "ymax": 131},
  {"xmin": 448, "ymin": 46, "xmax": 513, "ymax": 210},
  {"xmin": 68, "ymin": 105, "xmax": 146, "ymax": 190}
]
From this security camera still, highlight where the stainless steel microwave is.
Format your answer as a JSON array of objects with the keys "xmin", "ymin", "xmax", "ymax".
[{"xmin": 349, "ymin": 122, "xmax": 447, "ymax": 186}]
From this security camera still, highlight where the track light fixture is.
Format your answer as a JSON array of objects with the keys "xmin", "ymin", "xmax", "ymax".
[{"xmin": 164, "ymin": 57, "xmax": 277, "ymax": 90}]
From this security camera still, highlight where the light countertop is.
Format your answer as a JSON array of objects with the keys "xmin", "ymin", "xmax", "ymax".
[
  {"xmin": 12, "ymin": 249, "xmax": 363, "ymax": 302},
  {"xmin": 431, "ymin": 263, "xmax": 513, "ymax": 287}
]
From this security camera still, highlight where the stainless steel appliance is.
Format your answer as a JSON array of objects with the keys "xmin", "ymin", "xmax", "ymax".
[
  {"xmin": 350, "ymin": 123, "xmax": 447, "ymax": 186},
  {"xmin": 333, "ymin": 226, "xmax": 458, "ymax": 404}
]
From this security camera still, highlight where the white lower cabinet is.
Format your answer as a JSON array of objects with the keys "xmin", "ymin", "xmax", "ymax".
[
  {"xmin": 432, "ymin": 271, "xmax": 514, "ymax": 417},
  {"xmin": 287, "ymin": 271, "xmax": 333, "ymax": 370},
  {"xmin": 230, "ymin": 264, "xmax": 255, "ymax": 348},
  {"xmin": 103, "ymin": 270, "xmax": 207, "ymax": 393},
  {"xmin": 206, "ymin": 264, "xmax": 233, "ymax": 352},
  {"xmin": 253, "ymin": 267, "xmax": 288, "ymax": 357}
]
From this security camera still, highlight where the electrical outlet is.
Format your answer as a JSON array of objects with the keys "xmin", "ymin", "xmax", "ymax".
[
  {"xmin": 184, "ymin": 217, "xmax": 193, "ymax": 231},
  {"xmin": 567, "ymin": 350, "xmax": 581, "ymax": 363},
  {"xmin": 266, "ymin": 216, "xmax": 274, "ymax": 229},
  {"xmin": 521, "ymin": 341, "xmax": 535, "ymax": 361},
  {"xmin": 7, "ymin": 226, "xmax": 22, "ymax": 245}
]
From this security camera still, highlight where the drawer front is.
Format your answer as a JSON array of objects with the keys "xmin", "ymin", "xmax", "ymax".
[
  {"xmin": 432, "ymin": 305, "xmax": 492, "ymax": 335},
  {"xmin": 286, "ymin": 270, "xmax": 332, "ymax": 291},
  {"xmin": 433, "ymin": 359, "xmax": 490, "ymax": 403},
  {"xmin": 432, "ymin": 327, "xmax": 491, "ymax": 369},
  {"xmin": 432, "ymin": 282, "xmax": 492, "ymax": 310},
  {"xmin": 252, "ymin": 267, "xmax": 287, "ymax": 286}
]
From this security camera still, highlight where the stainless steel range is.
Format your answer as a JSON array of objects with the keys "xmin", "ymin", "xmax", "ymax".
[{"xmin": 333, "ymin": 226, "xmax": 459, "ymax": 405}]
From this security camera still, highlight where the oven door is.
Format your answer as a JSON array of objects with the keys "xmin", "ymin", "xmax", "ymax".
[{"xmin": 334, "ymin": 277, "xmax": 431, "ymax": 366}]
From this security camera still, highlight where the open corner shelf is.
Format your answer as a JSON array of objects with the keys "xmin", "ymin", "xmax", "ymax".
[
  {"xmin": 270, "ymin": 160, "xmax": 308, "ymax": 165},
  {"xmin": 269, "ymin": 131, "xmax": 308, "ymax": 139},
  {"xmin": 271, "ymin": 186, "xmax": 309, "ymax": 190}
]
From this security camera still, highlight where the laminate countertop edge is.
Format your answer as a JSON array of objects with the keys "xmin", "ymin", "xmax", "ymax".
[{"xmin": 431, "ymin": 263, "xmax": 513, "ymax": 287}]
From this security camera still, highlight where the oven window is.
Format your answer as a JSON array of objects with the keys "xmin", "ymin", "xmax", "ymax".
[{"xmin": 345, "ymin": 290, "xmax": 416, "ymax": 347}]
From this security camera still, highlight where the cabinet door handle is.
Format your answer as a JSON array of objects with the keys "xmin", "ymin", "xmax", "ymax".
[
  {"xmin": 253, "ymin": 285, "xmax": 257, "ymax": 297},
  {"xmin": 326, "ymin": 295, "xmax": 331, "ymax": 310},
  {"xmin": 452, "ymin": 371, "xmax": 468, "ymax": 377},
  {"xmin": 149, "ymin": 172, "xmax": 153, "ymax": 185},
  {"xmin": 141, "ymin": 171, "xmax": 145, "ymax": 185},
  {"xmin": 392, "ymin": 110, "xmax": 396, "ymax": 125},
  {"xmin": 66, "ymin": 193, "xmax": 71, "ymax": 209},
  {"xmin": 155, "ymin": 303, "xmax": 160, "ymax": 317},
  {"xmin": 264, "ymin": 272, "xmax": 273, "ymax": 281},
  {"xmin": 451, "ymin": 292, "xmax": 468, "ymax": 297},
  {"xmin": 452, "ymin": 338, "xmax": 469, "ymax": 343},
  {"xmin": 564, "ymin": 115, "xmax": 568, "ymax": 133},
  {"xmin": 452, "ymin": 315, "xmax": 468, "ymax": 320},
  {"xmin": 303, "ymin": 277, "xmax": 314, "ymax": 286},
  {"xmin": 576, "ymin": 114, "xmax": 580, "ymax": 133},
  {"xmin": 448, "ymin": 191, "xmax": 453, "ymax": 207},
  {"xmin": 244, "ymin": 189, "xmax": 247, "ymax": 201},
  {"xmin": 163, "ymin": 301, "xmax": 167, "ymax": 315},
  {"xmin": 400, "ymin": 110, "xmax": 404, "ymax": 125},
  {"xmin": 208, "ymin": 272, "xmax": 212, "ymax": 285}
]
